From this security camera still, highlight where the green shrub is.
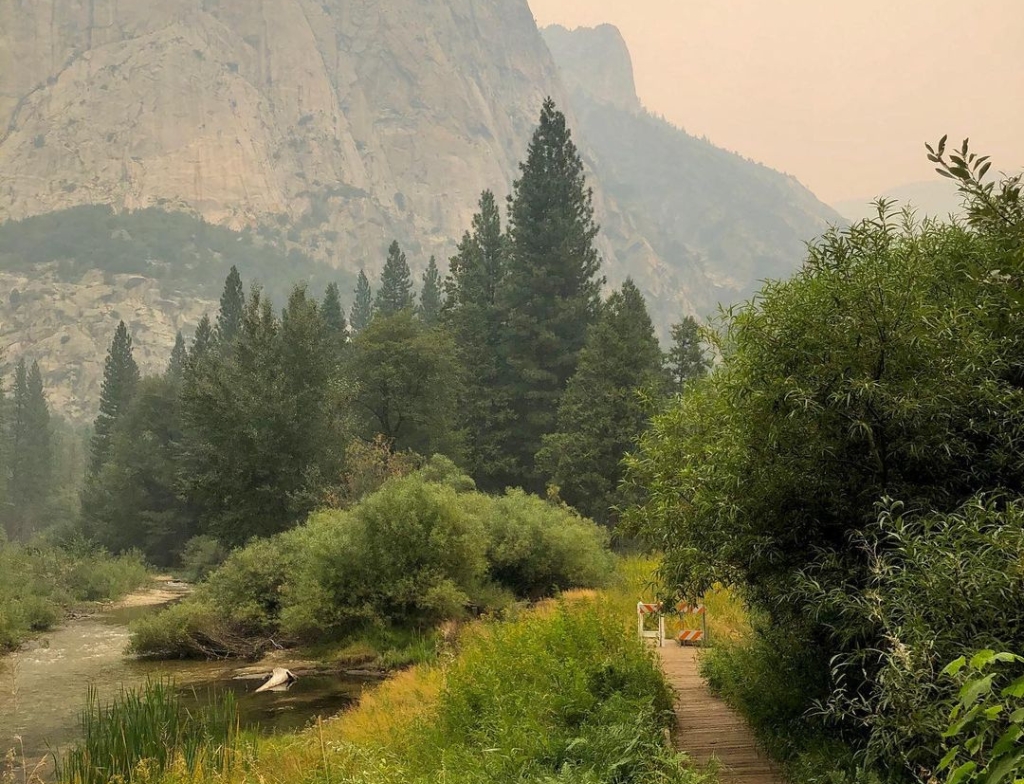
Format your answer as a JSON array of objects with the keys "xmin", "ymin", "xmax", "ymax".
[
  {"xmin": 937, "ymin": 651, "xmax": 1024, "ymax": 784},
  {"xmin": 133, "ymin": 475, "xmax": 616, "ymax": 659},
  {"xmin": 179, "ymin": 535, "xmax": 228, "ymax": 583},
  {"xmin": 128, "ymin": 600, "xmax": 238, "ymax": 659},
  {"xmin": 280, "ymin": 477, "xmax": 489, "ymax": 640},
  {"xmin": 202, "ymin": 534, "xmax": 303, "ymax": 636},
  {"xmin": 485, "ymin": 489, "xmax": 615, "ymax": 598},
  {"xmin": 64, "ymin": 550, "xmax": 151, "ymax": 601},
  {"xmin": 802, "ymin": 498, "xmax": 1024, "ymax": 775}
]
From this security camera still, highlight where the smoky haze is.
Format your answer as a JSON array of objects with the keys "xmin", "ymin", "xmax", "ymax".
[{"xmin": 529, "ymin": 0, "xmax": 1024, "ymax": 205}]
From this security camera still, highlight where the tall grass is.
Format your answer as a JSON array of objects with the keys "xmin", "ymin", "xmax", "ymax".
[
  {"xmin": 52, "ymin": 681, "xmax": 245, "ymax": 784},
  {"xmin": 128, "ymin": 565, "xmax": 709, "ymax": 784}
]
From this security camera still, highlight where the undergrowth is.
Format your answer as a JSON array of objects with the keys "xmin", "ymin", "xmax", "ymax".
[{"xmin": 0, "ymin": 538, "xmax": 150, "ymax": 650}]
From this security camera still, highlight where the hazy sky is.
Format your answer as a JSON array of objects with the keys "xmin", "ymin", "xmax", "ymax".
[{"xmin": 529, "ymin": 0, "xmax": 1023, "ymax": 205}]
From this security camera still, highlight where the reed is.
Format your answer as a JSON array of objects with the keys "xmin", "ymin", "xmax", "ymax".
[{"xmin": 52, "ymin": 680, "xmax": 241, "ymax": 784}]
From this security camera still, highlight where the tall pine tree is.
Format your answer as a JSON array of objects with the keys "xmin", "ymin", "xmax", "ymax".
[
  {"xmin": 350, "ymin": 270, "xmax": 374, "ymax": 334},
  {"xmin": 499, "ymin": 98, "xmax": 604, "ymax": 489},
  {"xmin": 537, "ymin": 279, "xmax": 662, "ymax": 523},
  {"xmin": 375, "ymin": 241, "xmax": 414, "ymax": 317},
  {"xmin": 90, "ymin": 321, "xmax": 139, "ymax": 474},
  {"xmin": 443, "ymin": 190, "xmax": 515, "ymax": 490},
  {"xmin": 322, "ymin": 282, "xmax": 348, "ymax": 337},
  {"xmin": 419, "ymin": 256, "xmax": 443, "ymax": 326},
  {"xmin": 666, "ymin": 316, "xmax": 710, "ymax": 391},
  {"xmin": 216, "ymin": 266, "xmax": 245, "ymax": 345},
  {"xmin": 5, "ymin": 360, "xmax": 52, "ymax": 538},
  {"xmin": 167, "ymin": 332, "xmax": 187, "ymax": 382},
  {"xmin": 190, "ymin": 315, "xmax": 214, "ymax": 366}
]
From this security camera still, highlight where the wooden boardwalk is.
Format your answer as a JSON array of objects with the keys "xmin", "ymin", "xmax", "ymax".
[{"xmin": 659, "ymin": 644, "xmax": 786, "ymax": 784}]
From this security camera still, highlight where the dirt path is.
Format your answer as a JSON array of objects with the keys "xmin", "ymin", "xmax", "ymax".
[{"xmin": 659, "ymin": 644, "xmax": 786, "ymax": 784}]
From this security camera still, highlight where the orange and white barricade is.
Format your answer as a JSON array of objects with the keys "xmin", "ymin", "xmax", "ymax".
[
  {"xmin": 637, "ymin": 602, "xmax": 665, "ymax": 646},
  {"xmin": 675, "ymin": 602, "xmax": 707, "ymax": 645}
]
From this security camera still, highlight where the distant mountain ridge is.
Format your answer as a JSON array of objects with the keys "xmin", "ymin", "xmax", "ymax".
[{"xmin": 542, "ymin": 23, "xmax": 844, "ymax": 319}]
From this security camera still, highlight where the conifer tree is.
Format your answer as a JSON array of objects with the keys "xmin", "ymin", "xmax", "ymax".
[
  {"xmin": 375, "ymin": 241, "xmax": 414, "ymax": 317},
  {"xmin": 537, "ymin": 279, "xmax": 662, "ymax": 523},
  {"xmin": 82, "ymin": 375, "xmax": 194, "ymax": 562},
  {"xmin": 418, "ymin": 256, "xmax": 443, "ymax": 325},
  {"xmin": 216, "ymin": 266, "xmax": 245, "ymax": 345},
  {"xmin": 6, "ymin": 360, "xmax": 51, "ymax": 538},
  {"xmin": 666, "ymin": 316, "xmax": 710, "ymax": 391},
  {"xmin": 348, "ymin": 311, "xmax": 463, "ymax": 458},
  {"xmin": 499, "ymin": 98, "xmax": 604, "ymax": 489},
  {"xmin": 350, "ymin": 270, "xmax": 374, "ymax": 334},
  {"xmin": 179, "ymin": 286, "xmax": 349, "ymax": 545},
  {"xmin": 322, "ymin": 282, "xmax": 348, "ymax": 339},
  {"xmin": 167, "ymin": 332, "xmax": 187, "ymax": 382},
  {"xmin": 189, "ymin": 315, "xmax": 214, "ymax": 365},
  {"xmin": 444, "ymin": 190, "xmax": 515, "ymax": 489},
  {"xmin": 90, "ymin": 321, "xmax": 139, "ymax": 473}
]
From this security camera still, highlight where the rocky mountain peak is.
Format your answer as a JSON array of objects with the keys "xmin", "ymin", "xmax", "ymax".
[{"xmin": 540, "ymin": 24, "xmax": 641, "ymax": 113}]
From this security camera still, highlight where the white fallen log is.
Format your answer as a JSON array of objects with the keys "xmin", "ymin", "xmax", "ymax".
[{"xmin": 255, "ymin": 667, "xmax": 297, "ymax": 693}]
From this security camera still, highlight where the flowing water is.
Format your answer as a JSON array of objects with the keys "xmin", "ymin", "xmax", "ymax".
[{"xmin": 0, "ymin": 584, "xmax": 369, "ymax": 776}]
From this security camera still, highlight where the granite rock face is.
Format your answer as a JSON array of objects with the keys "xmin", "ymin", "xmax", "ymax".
[
  {"xmin": 0, "ymin": 0, "xmax": 565, "ymax": 263},
  {"xmin": 0, "ymin": 268, "xmax": 213, "ymax": 421}
]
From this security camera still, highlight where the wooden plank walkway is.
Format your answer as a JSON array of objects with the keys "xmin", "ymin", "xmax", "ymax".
[{"xmin": 659, "ymin": 644, "xmax": 786, "ymax": 784}]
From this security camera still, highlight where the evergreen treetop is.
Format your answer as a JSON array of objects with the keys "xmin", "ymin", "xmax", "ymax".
[
  {"xmin": 350, "ymin": 270, "xmax": 374, "ymax": 334},
  {"xmin": 189, "ymin": 315, "xmax": 214, "ymax": 366},
  {"xmin": 167, "ymin": 332, "xmax": 187, "ymax": 382},
  {"xmin": 443, "ymin": 190, "xmax": 515, "ymax": 490},
  {"xmin": 216, "ymin": 265, "xmax": 245, "ymax": 345},
  {"xmin": 419, "ymin": 256, "xmax": 443, "ymax": 326},
  {"xmin": 667, "ymin": 316, "xmax": 710, "ymax": 390},
  {"xmin": 322, "ymin": 282, "xmax": 348, "ymax": 337},
  {"xmin": 4, "ymin": 359, "xmax": 52, "ymax": 539},
  {"xmin": 375, "ymin": 241, "xmax": 415, "ymax": 317},
  {"xmin": 90, "ymin": 321, "xmax": 139, "ymax": 473}
]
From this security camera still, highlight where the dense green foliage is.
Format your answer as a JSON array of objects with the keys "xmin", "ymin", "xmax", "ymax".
[
  {"xmin": 130, "ymin": 462, "xmax": 613, "ymax": 658},
  {"xmin": 54, "ymin": 681, "xmax": 240, "ymax": 784},
  {"xmin": 0, "ymin": 538, "xmax": 148, "ymax": 650},
  {"xmin": 625, "ymin": 149, "xmax": 1024, "ymax": 782},
  {"xmin": 179, "ymin": 285, "xmax": 351, "ymax": 546},
  {"xmin": 538, "ymin": 279, "xmax": 664, "ymax": 523},
  {"xmin": 0, "ymin": 354, "xmax": 84, "ymax": 542},
  {"xmin": 66, "ymin": 98, "xmax": 685, "ymax": 568},
  {"xmin": 347, "ymin": 312, "xmax": 464, "ymax": 458},
  {"xmin": 938, "ymin": 651, "xmax": 1024, "ymax": 784},
  {"xmin": 418, "ymin": 255, "xmax": 443, "ymax": 325},
  {"xmin": 88, "ymin": 321, "xmax": 139, "ymax": 474},
  {"xmin": 665, "ymin": 316, "xmax": 710, "ymax": 392}
]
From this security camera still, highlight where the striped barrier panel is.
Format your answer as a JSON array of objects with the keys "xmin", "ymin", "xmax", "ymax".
[
  {"xmin": 637, "ymin": 602, "xmax": 665, "ymax": 647},
  {"xmin": 676, "ymin": 602, "xmax": 707, "ymax": 646}
]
